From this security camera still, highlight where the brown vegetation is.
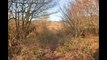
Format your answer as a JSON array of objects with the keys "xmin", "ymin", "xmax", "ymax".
[{"xmin": 8, "ymin": 0, "xmax": 99, "ymax": 60}]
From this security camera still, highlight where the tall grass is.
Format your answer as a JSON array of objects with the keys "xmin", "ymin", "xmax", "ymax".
[{"xmin": 8, "ymin": 19, "xmax": 99, "ymax": 60}]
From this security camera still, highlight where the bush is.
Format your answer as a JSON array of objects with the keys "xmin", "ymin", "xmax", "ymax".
[
  {"xmin": 63, "ymin": 17, "xmax": 99, "ymax": 38},
  {"xmin": 8, "ymin": 45, "xmax": 22, "ymax": 60},
  {"xmin": 56, "ymin": 36, "xmax": 99, "ymax": 60}
]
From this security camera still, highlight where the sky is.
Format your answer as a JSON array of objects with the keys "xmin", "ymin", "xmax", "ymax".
[
  {"xmin": 9, "ymin": 0, "xmax": 72, "ymax": 21},
  {"xmin": 48, "ymin": 0, "xmax": 71, "ymax": 21}
]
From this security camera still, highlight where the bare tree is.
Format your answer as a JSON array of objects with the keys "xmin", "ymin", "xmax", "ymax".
[
  {"xmin": 8, "ymin": 0, "xmax": 57, "ymax": 39},
  {"xmin": 61, "ymin": 0, "xmax": 99, "ymax": 38}
]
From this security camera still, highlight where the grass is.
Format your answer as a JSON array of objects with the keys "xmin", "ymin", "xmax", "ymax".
[{"xmin": 8, "ymin": 20, "xmax": 99, "ymax": 60}]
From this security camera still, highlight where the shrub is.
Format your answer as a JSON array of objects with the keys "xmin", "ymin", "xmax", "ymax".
[{"xmin": 56, "ymin": 36, "xmax": 99, "ymax": 60}]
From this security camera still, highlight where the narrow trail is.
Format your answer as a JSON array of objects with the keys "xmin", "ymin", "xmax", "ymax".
[{"xmin": 44, "ymin": 33, "xmax": 62, "ymax": 60}]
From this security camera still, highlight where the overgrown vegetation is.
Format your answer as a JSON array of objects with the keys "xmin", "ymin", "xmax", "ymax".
[{"xmin": 8, "ymin": 0, "xmax": 99, "ymax": 60}]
